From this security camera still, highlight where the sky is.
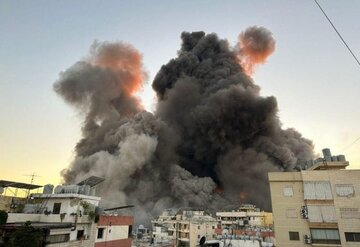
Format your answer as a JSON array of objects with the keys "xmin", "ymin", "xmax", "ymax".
[{"xmin": 0, "ymin": 0, "xmax": 359, "ymax": 187}]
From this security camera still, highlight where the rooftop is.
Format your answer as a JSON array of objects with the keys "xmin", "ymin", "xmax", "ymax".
[{"xmin": 0, "ymin": 180, "xmax": 42, "ymax": 190}]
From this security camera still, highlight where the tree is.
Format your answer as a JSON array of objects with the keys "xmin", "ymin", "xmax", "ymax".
[{"xmin": 9, "ymin": 221, "xmax": 44, "ymax": 247}]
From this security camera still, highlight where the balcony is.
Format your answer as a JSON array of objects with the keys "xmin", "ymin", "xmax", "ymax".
[{"xmin": 7, "ymin": 213, "xmax": 93, "ymax": 224}]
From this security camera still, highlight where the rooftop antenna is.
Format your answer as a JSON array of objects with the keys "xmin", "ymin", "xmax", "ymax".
[
  {"xmin": 23, "ymin": 172, "xmax": 41, "ymax": 197},
  {"xmin": 23, "ymin": 172, "xmax": 41, "ymax": 185}
]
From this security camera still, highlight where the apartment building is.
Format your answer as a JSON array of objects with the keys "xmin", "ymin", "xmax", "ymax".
[
  {"xmin": 0, "ymin": 176, "xmax": 133, "ymax": 247},
  {"xmin": 216, "ymin": 204, "xmax": 273, "ymax": 229},
  {"xmin": 269, "ymin": 149, "xmax": 360, "ymax": 247},
  {"xmin": 151, "ymin": 210, "xmax": 217, "ymax": 247}
]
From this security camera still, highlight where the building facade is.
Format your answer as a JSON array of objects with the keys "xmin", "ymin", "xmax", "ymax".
[
  {"xmin": 151, "ymin": 210, "xmax": 217, "ymax": 247},
  {"xmin": 215, "ymin": 204, "xmax": 274, "ymax": 246},
  {"xmin": 0, "ymin": 180, "xmax": 133, "ymax": 247},
  {"xmin": 216, "ymin": 204, "xmax": 273, "ymax": 229},
  {"xmin": 94, "ymin": 215, "xmax": 133, "ymax": 247},
  {"xmin": 269, "ymin": 150, "xmax": 360, "ymax": 247}
]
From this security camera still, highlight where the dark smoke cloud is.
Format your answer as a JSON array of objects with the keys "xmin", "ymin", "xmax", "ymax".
[{"xmin": 55, "ymin": 28, "xmax": 313, "ymax": 224}]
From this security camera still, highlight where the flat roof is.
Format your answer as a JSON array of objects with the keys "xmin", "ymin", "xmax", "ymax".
[
  {"xmin": 32, "ymin": 193, "xmax": 101, "ymax": 200},
  {"xmin": 0, "ymin": 180, "xmax": 42, "ymax": 190},
  {"xmin": 1, "ymin": 222, "xmax": 72, "ymax": 230}
]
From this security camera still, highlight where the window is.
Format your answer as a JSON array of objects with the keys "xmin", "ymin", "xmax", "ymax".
[
  {"xmin": 198, "ymin": 235, "xmax": 200, "ymax": 238},
  {"xmin": 340, "ymin": 208, "xmax": 360, "ymax": 219},
  {"xmin": 283, "ymin": 186, "xmax": 294, "ymax": 197},
  {"xmin": 336, "ymin": 184, "xmax": 355, "ymax": 197},
  {"xmin": 307, "ymin": 205, "xmax": 336, "ymax": 223},
  {"xmin": 304, "ymin": 181, "xmax": 333, "ymax": 200},
  {"xmin": 212, "ymin": 226, "xmax": 215, "ymax": 229},
  {"xmin": 345, "ymin": 232, "xmax": 360, "ymax": 242},
  {"xmin": 52, "ymin": 203, "xmax": 61, "ymax": 214},
  {"xmin": 47, "ymin": 234, "xmax": 70, "ymax": 243},
  {"xmin": 77, "ymin": 230, "xmax": 85, "ymax": 240},
  {"xmin": 97, "ymin": 228, "xmax": 104, "ymax": 239},
  {"xmin": 289, "ymin": 231, "xmax": 300, "ymax": 241},
  {"xmin": 310, "ymin": 228, "xmax": 341, "ymax": 244},
  {"xmin": 128, "ymin": 225, "xmax": 132, "ymax": 238},
  {"xmin": 198, "ymin": 226, "xmax": 200, "ymax": 229}
]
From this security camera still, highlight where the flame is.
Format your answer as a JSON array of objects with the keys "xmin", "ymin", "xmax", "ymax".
[
  {"xmin": 238, "ymin": 26, "xmax": 276, "ymax": 76},
  {"xmin": 240, "ymin": 191, "xmax": 247, "ymax": 200},
  {"xmin": 88, "ymin": 42, "xmax": 148, "ymax": 111}
]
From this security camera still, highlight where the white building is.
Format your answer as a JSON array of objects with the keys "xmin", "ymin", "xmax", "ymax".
[{"xmin": 0, "ymin": 177, "xmax": 133, "ymax": 247}]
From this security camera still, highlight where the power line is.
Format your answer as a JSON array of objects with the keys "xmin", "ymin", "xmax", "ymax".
[
  {"xmin": 342, "ymin": 136, "xmax": 360, "ymax": 151},
  {"xmin": 313, "ymin": 0, "xmax": 360, "ymax": 68}
]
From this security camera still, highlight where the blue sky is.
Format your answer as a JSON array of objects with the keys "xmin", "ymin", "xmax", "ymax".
[{"xmin": 1, "ymin": 0, "xmax": 359, "ymax": 185}]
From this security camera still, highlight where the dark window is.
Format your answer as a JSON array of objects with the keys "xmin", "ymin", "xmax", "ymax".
[
  {"xmin": 310, "ymin": 228, "xmax": 341, "ymax": 244},
  {"xmin": 47, "ymin": 234, "xmax": 70, "ymax": 243},
  {"xmin": 97, "ymin": 228, "xmax": 104, "ymax": 239},
  {"xmin": 289, "ymin": 231, "xmax": 300, "ymax": 241},
  {"xmin": 198, "ymin": 235, "xmax": 200, "ymax": 238},
  {"xmin": 52, "ymin": 203, "xmax": 61, "ymax": 214},
  {"xmin": 198, "ymin": 226, "xmax": 200, "ymax": 229},
  {"xmin": 77, "ymin": 230, "xmax": 84, "ymax": 240},
  {"xmin": 345, "ymin": 232, "xmax": 360, "ymax": 242},
  {"xmin": 128, "ymin": 225, "xmax": 132, "ymax": 238},
  {"xmin": 212, "ymin": 226, "xmax": 215, "ymax": 229}
]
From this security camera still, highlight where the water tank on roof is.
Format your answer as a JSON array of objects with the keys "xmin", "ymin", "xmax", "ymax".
[
  {"xmin": 331, "ymin": 156, "xmax": 338, "ymax": 162},
  {"xmin": 95, "ymin": 206, "xmax": 104, "ymax": 216},
  {"xmin": 90, "ymin": 187, "xmax": 96, "ymax": 196},
  {"xmin": 43, "ymin": 184, "xmax": 54, "ymax": 194},
  {"xmin": 79, "ymin": 185, "xmax": 91, "ymax": 195},
  {"xmin": 322, "ymin": 148, "xmax": 331, "ymax": 158},
  {"xmin": 324, "ymin": 156, "xmax": 332, "ymax": 162},
  {"xmin": 337, "ymin": 155, "xmax": 346, "ymax": 161},
  {"xmin": 54, "ymin": 185, "xmax": 80, "ymax": 194}
]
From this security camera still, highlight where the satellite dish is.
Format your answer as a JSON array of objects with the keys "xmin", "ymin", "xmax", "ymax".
[
  {"xmin": 199, "ymin": 236, "xmax": 206, "ymax": 246},
  {"xmin": 0, "ymin": 187, "xmax": 4, "ymax": 195}
]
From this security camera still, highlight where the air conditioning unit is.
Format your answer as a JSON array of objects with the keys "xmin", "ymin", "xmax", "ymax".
[
  {"xmin": 300, "ymin": 206, "xmax": 308, "ymax": 219},
  {"xmin": 304, "ymin": 235, "xmax": 312, "ymax": 244}
]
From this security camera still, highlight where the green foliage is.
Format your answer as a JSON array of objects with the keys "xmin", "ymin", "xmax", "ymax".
[
  {"xmin": 80, "ymin": 200, "xmax": 90, "ymax": 214},
  {"xmin": 0, "ymin": 210, "xmax": 8, "ymax": 225},
  {"xmin": 88, "ymin": 210, "xmax": 95, "ymax": 221},
  {"xmin": 9, "ymin": 221, "xmax": 44, "ymax": 247}
]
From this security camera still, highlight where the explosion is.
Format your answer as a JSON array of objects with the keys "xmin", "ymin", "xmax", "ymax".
[
  {"xmin": 238, "ymin": 26, "xmax": 276, "ymax": 75},
  {"xmin": 54, "ymin": 27, "xmax": 313, "ymax": 225}
]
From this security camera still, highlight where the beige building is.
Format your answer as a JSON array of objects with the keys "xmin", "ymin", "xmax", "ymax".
[
  {"xmin": 151, "ymin": 210, "xmax": 217, "ymax": 247},
  {"xmin": 269, "ymin": 149, "xmax": 360, "ymax": 247},
  {"xmin": 216, "ymin": 204, "xmax": 273, "ymax": 229}
]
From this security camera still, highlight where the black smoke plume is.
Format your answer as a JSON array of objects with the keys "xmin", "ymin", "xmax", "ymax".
[{"xmin": 54, "ymin": 28, "xmax": 314, "ymax": 224}]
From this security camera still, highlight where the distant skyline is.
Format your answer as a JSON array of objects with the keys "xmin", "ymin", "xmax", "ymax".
[{"xmin": 1, "ymin": 0, "xmax": 359, "ymax": 186}]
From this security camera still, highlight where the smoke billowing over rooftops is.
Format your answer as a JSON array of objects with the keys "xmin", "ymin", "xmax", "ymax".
[{"xmin": 54, "ymin": 26, "xmax": 314, "ymax": 224}]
